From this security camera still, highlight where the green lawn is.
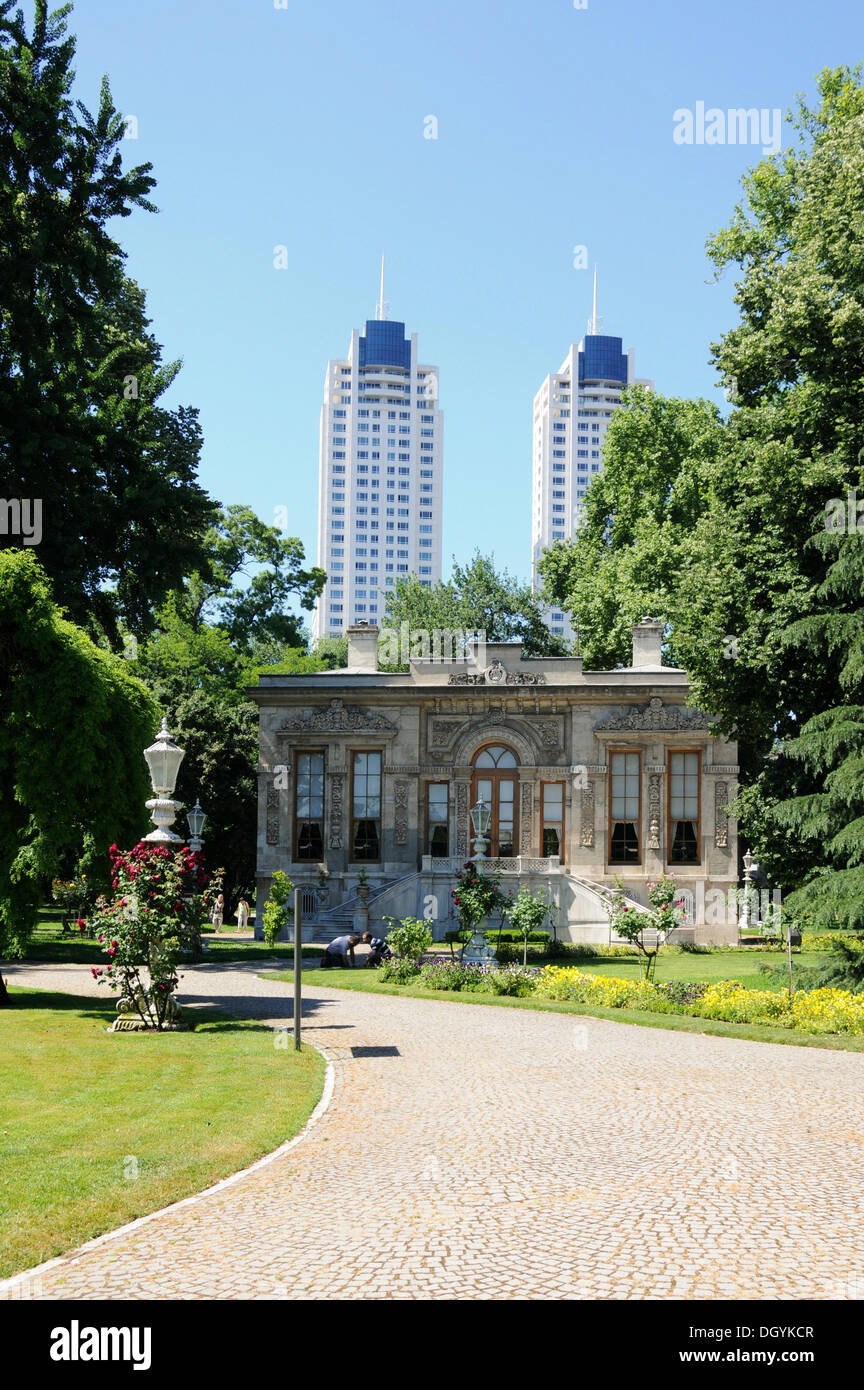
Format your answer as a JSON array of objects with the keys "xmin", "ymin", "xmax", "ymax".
[
  {"xmin": 0, "ymin": 990, "xmax": 325, "ymax": 1280},
  {"xmin": 266, "ymin": 947, "xmax": 864, "ymax": 1053},
  {"xmin": 548, "ymin": 948, "xmax": 823, "ymax": 990}
]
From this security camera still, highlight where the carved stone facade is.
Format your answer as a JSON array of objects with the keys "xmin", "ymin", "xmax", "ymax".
[
  {"xmin": 266, "ymin": 785, "xmax": 280, "ymax": 846},
  {"xmin": 715, "ymin": 781, "xmax": 729, "ymax": 849},
  {"xmin": 251, "ymin": 631, "xmax": 738, "ymax": 942},
  {"xmin": 328, "ymin": 773, "xmax": 343, "ymax": 850},
  {"xmin": 455, "ymin": 781, "xmax": 469, "ymax": 859},
  {"xmin": 394, "ymin": 781, "xmax": 409, "ymax": 846},
  {"xmin": 520, "ymin": 782, "xmax": 534, "ymax": 854},
  {"xmin": 595, "ymin": 697, "xmax": 711, "ymax": 733},
  {"xmin": 647, "ymin": 773, "xmax": 662, "ymax": 851},
  {"xmin": 280, "ymin": 699, "xmax": 396, "ymax": 734},
  {"xmin": 580, "ymin": 782, "xmax": 595, "ymax": 849}
]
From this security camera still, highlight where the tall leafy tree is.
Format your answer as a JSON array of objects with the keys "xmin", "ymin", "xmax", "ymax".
[
  {"xmin": 383, "ymin": 551, "xmax": 568, "ymax": 665},
  {"xmin": 0, "ymin": 0, "xmax": 216, "ymax": 642},
  {"xmin": 537, "ymin": 67, "xmax": 864, "ymax": 899},
  {"xmin": 130, "ymin": 509, "xmax": 325, "ymax": 898},
  {"xmin": 0, "ymin": 551, "xmax": 158, "ymax": 998},
  {"xmin": 538, "ymin": 389, "xmax": 724, "ymax": 669}
]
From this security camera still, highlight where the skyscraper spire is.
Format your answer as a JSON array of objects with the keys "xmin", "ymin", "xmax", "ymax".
[
  {"xmin": 376, "ymin": 253, "xmax": 388, "ymax": 320},
  {"xmin": 588, "ymin": 264, "xmax": 602, "ymax": 335}
]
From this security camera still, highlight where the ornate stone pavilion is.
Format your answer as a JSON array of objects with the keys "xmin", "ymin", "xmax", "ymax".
[{"xmin": 251, "ymin": 620, "xmax": 739, "ymax": 944}]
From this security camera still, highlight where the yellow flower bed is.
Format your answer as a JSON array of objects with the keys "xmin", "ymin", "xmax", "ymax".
[{"xmin": 534, "ymin": 967, "xmax": 864, "ymax": 1035}]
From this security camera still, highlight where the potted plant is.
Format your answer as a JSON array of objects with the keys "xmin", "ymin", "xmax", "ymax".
[{"xmin": 356, "ymin": 866, "xmax": 370, "ymax": 903}]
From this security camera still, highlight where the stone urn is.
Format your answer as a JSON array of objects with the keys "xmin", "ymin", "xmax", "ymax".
[{"xmin": 461, "ymin": 917, "xmax": 496, "ymax": 967}]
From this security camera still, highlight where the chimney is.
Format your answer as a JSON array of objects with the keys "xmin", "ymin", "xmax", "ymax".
[
  {"xmin": 347, "ymin": 622, "xmax": 379, "ymax": 671},
  {"xmin": 631, "ymin": 617, "xmax": 664, "ymax": 668}
]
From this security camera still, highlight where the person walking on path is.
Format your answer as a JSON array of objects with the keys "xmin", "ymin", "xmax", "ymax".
[
  {"xmin": 235, "ymin": 898, "xmax": 250, "ymax": 932},
  {"xmin": 211, "ymin": 893, "xmax": 225, "ymax": 934}
]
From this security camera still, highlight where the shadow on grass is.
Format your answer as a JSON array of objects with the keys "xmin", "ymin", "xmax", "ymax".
[{"xmin": 2, "ymin": 988, "xmax": 115, "ymax": 1020}]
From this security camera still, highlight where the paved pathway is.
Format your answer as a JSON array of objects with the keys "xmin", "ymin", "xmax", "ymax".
[{"xmin": 3, "ymin": 960, "xmax": 864, "ymax": 1300}]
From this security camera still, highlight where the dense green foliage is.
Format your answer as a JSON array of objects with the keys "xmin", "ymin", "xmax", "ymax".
[
  {"xmin": 130, "ymin": 508, "xmax": 326, "ymax": 900},
  {"xmin": 539, "ymin": 66, "xmax": 864, "ymax": 927},
  {"xmin": 0, "ymin": 1, "xmax": 216, "ymax": 643},
  {"xmin": 0, "ymin": 551, "xmax": 158, "ymax": 990},
  {"xmin": 383, "ymin": 551, "xmax": 568, "ymax": 666}
]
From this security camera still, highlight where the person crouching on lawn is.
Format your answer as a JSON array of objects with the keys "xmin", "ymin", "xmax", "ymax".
[
  {"xmin": 362, "ymin": 931, "xmax": 391, "ymax": 967},
  {"xmin": 321, "ymin": 933, "xmax": 361, "ymax": 968}
]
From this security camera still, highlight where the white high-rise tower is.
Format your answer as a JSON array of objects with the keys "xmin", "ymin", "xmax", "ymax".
[
  {"xmin": 531, "ymin": 270, "xmax": 651, "ymax": 643},
  {"xmin": 312, "ymin": 261, "xmax": 443, "ymax": 640}
]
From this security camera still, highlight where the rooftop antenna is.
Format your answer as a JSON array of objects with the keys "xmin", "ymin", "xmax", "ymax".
[
  {"xmin": 588, "ymin": 264, "xmax": 602, "ymax": 335},
  {"xmin": 375, "ymin": 253, "xmax": 389, "ymax": 320}
]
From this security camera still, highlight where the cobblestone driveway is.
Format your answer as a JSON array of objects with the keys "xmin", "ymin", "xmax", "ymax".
[{"xmin": 3, "ymin": 961, "xmax": 864, "ymax": 1300}]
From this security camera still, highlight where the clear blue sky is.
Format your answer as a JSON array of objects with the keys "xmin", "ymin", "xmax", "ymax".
[{"xmin": 68, "ymin": 0, "xmax": 863, "ymax": 605}]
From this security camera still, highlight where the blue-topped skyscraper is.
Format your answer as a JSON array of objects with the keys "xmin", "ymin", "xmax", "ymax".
[
  {"xmin": 531, "ymin": 270, "xmax": 651, "ymax": 644},
  {"xmin": 312, "ymin": 260, "xmax": 443, "ymax": 640}
]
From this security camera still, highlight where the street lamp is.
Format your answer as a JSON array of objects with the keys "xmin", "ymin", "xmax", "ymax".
[
  {"xmin": 186, "ymin": 799, "xmax": 206, "ymax": 853},
  {"xmin": 463, "ymin": 796, "xmax": 496, "ymax": 967},
  {"xmin": 142, "ymin": 718, "xmax": 185, "ymax": 843},
  {"xmin": 469, "ymin": 796, "xmax": 491, "ymax": 861}
]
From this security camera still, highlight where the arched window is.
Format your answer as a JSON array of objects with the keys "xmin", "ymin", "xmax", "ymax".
[
  {"xmin": 471, "ymin": 745, "xmax": 518, "ymax": 857},
  {"xmin": 474, "ymin": 745, "xmax": 517, "ymax": 769}
]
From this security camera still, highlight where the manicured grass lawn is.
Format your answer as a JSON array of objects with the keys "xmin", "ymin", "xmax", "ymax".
[
  {"xmin": 265, "ymin": 946, "xmax": 864, "ymax": 1054},
  {"xmin": 0, "ymin": 989, "xmax": 325, "ymax": 1280},
  {"xmin": 553, "ymin": 949, "xmax": 823, "ymax": 990}
]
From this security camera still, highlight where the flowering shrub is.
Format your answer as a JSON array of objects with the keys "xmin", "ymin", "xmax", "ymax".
[
  {"xmin": 418, "ymin": 958, "xmax": 491, "ymax": 992},
  {"xmin": 487, "ymin": 964, "xmax": 538, "ymax": 997},
  {"xmin": 450, "ymin": 862, "xmax": 508, "ymax": 934},
  {"xmin": 378, "ymin": 956, "xmax": 422, "ymax": 985},
  {"xmin": 801, "ymin": 932, "xmax": 864, "ymax": 953},
  {"xmin": 534, "ymin": 966, "xmax": 864, "ymax": 1035},
  {"xmin": 90, "ymin": 843, "xmax": 208, "ymax": 1030}
]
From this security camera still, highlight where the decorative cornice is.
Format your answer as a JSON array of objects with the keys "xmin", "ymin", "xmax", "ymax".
[
  {"xmin": 448, "ymin": 659, "xmax": 547, "ymax": 687},
  {"xmin": 594, "ymin": 697, "xmax": 712, "ymax": 733},
  {"xmin": 278, "ymin": 699, "xmax": 396, "ymax": 734}
]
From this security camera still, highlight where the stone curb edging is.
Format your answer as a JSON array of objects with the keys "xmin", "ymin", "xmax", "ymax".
[{"xmin": 0, "ymin": 1044, "xmax": 335, "ymax": 1300}]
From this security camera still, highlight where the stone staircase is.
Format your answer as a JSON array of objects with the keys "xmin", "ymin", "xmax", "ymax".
[{"xmin": 312, "ymin": 875, "xmax": 410, "ymax": 941}]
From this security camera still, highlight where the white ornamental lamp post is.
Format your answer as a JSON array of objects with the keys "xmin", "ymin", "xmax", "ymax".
[
  {"xmin": 469, "ymin": 795, "xmax": 492, "ymax": 861},
  {"xmin": 462, "ymin": 797, "xmax": 496, "ymax": 966},
  {"xmin": 142, "ymin": 718, "xmax": 185, "ymax": 843},
  {"xmin": 186, "ymin": 799, "xmax": 206, "ymax": 853},
  {"xmin": 738, "ymin": 848, "xmax": 759, "ymax": 933}
]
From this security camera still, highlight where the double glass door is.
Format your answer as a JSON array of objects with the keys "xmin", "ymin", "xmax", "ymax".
[{"xmin": 471, "ymin": 745, "xmax": 518, "ymax": 858}]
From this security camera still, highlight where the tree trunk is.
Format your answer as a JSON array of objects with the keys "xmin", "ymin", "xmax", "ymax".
[{"xmin": 0, "ymin": 970, "xmax": 9, "ymax": 1004}]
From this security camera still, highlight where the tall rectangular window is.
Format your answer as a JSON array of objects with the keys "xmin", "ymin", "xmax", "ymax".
[
  {"xmin": 609, "ymin": 751, "xmax": 640, "ymax": 863},
  {"xmin": 295, "ymin": 752, "xmax": 324, "ymax": 861},
  {"xmin": 351, "ymin": 751, "xmax": 381, "ymax": 861},
  {"xmin": 541, "ymin": 782, "xmax": 565, "ymax": 861},
  {"xmin": 668, "ymin": 751, "xmax": 700, "ymax": 864},
  {"xmin": 426, "ymin": 783, "xmax": 449, "ymax": 857}
]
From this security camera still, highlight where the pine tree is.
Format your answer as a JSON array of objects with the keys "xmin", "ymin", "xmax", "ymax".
[
  {"xmin": 774, "ymin": 530, "xmax": 864, "ymax": 928},
  {"xmin": 0, "ymin": 1, "xmax": 216, "ymax": 642}
]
